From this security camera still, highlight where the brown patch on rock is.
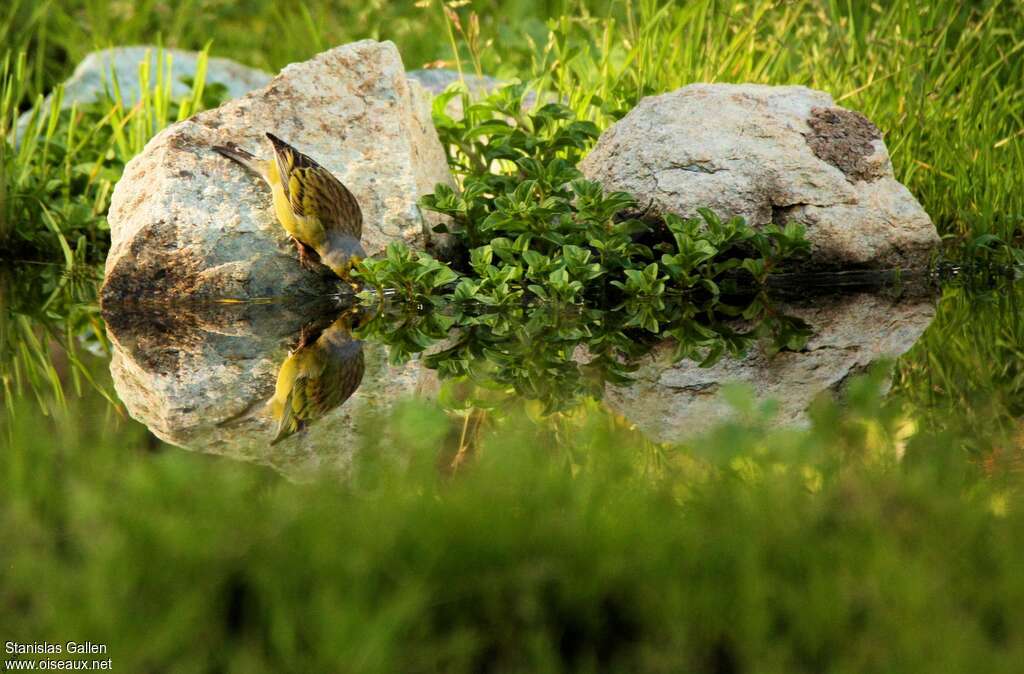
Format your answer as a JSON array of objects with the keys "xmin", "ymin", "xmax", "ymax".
[
  {"xmin": 805, "ymin": 107, "xmax": 884, "ymax": 182},
  {"xmin": 167, "ymin": 132, "xmax": 204, "ymax": 155},
  {"xmin": 101, "ymin": 224, "xmax": 202, "ymax": 306}
]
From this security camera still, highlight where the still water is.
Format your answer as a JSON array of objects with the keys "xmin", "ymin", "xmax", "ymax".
[{"xmin": 34, "ymin": 266, "xmax": 1008, "ymax": 481}]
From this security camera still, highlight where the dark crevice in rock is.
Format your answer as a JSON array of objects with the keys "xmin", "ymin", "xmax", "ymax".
[
  {"xmin": 771, "ymin": 203, "xmax": 796, "ymax": 225},
  {"xmin": 664, "ymin": 382, "xmax": 721, "ymax": 395},
  {"xmin": 804, "ymin": 106, "xmax": 884, "ymax": 183},
  {"xmin": 803, "ymin": 344, "xmax": 860, "ymax": 355},
  {"xmin": 667, "ymin": 160, "xmax": 726, "ymax": 175}
]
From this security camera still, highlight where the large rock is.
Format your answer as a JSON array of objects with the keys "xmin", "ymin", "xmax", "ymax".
[
  {"xmin": 105, "ymin": 299, "xmax": 436, "ymax": 480},
  {"xmin": 102, "ymin": 40, "xmax": 453, "ymax": 305},
  {"xmin": 603, "ymin": 290, "xmax": 935, "ymax": 443},
  {"xmin": 581, "ymin": 84, "xmax": 940, "ymax": 269}
]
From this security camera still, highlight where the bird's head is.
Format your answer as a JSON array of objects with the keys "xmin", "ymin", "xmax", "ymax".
[{"xmin": 321, "ymin": 235, "xmax": 367, "ymax": 282}]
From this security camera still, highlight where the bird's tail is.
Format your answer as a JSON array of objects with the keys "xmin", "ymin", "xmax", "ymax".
[
  {"xmin": 213, "ymin": 142, "xmax": 263, "ymax": 175},
  {"xmin": 270, "ymin": 390, "xmax": 302, "ymax": 446},
  {"xmin": 265, "ymin": 132, "xmax": 294, "ymax": 155}
]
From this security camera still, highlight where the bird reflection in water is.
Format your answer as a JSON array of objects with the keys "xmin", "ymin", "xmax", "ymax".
[{"xmin": 269, "ymin": 307, "xmax": 366, "ymax": 445}]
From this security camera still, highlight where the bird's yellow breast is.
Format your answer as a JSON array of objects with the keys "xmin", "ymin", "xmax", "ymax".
[
  {"xmin": 269, "ymin": 169, "xmax": 328, "ymax": 250},
  {"xmin": 262, "ymin": 160, "xmax": 299, "ymax": 240},
  {"xmin": 271, "ymin": 182, "xmax": 299, "ymax": 237}
]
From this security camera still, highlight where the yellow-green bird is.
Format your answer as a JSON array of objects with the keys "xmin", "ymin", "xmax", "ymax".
[
  {"xmin": 269, "ymin": 309, "xmax": 366, "ymax": 445},
  {"xmin": 213, "ymin": 132, "xmax": 365, "ymax": 281}
]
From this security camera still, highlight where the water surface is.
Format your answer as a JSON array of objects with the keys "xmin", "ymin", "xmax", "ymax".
[{"xmin": 4, "ymin": 259, "xmax": 1021, "ymax": 480}]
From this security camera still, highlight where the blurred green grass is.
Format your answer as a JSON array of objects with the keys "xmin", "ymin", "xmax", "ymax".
[
  {"xmin": 2, "ymin": 373, "xmax": 1024, "ymax": 673},
  {"xmin": 1, "ymin": 0, "xmax": 565, "ymax": 100}
]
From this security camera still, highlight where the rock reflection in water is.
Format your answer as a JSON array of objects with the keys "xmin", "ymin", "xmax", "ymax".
[
  {"xmin": 603, "ymin": 290, "xmax": 936, "ymax": 442},
  {"xmin": 104, "ymin": 298, "xmax": 433, "ymax": 479},
  {"xmin": 105, "ymin": 281, "xmax": 935, "ymax": 474}
]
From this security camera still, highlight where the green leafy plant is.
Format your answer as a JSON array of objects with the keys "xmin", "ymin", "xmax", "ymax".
[
  {"xmin": 423, "ymin": 83, "xmax": 811, "ymax": 306},
  {"xmin": 355, "ymin": 240, "xmax": 460, "ymax": 306},
  {"xmin": 353, "ymin": 84, "xmax": 812, "ymax": 410}
]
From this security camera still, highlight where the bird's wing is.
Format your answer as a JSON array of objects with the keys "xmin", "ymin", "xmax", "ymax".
[
  {"xmin": 267, "ymin": 133, "xmax": 310, "ymax": 200},
  {"xmin": 267, "ymin": 132, "xmax": 325, "ymax": 204},
  {"xmin": 266, "ymin": 133, "xmax": 363, "ymax": 240},
  {"xmin": 298, "ymin": 168, "xmax": 362, "ymax": 237},
  {"xmin": 320, "ymin": 343, "xmax": 366, "ymax": 412},
  {"xmin": 271, "ymin": 384, "xmax": 301, "ymax": 445},
  {"xmin": 290, "ymin": 344, "xmax": 362, "ymax": 419},
  {"xmin": 287, "ymin": 371, "xmax": 327, "ymax": 426}
]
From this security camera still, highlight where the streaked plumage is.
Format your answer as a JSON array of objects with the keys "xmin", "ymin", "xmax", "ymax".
[
  {"xmin": 213, "ymin": 132, "xmax": 366, "ymax": 280},
  {"xmin": 269, "ymin": 310, "xmax": 365, "ymax": 445}
]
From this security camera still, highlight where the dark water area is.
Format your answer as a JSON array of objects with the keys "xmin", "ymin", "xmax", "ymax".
[{"xmin": 3, "ymin": 259, "xmax": 1015, "ymax": 480}]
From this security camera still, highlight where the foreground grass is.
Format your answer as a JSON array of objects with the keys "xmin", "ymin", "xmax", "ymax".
[{"xmin": 2, "ymin": 375, "xmax": 1023, "ymax": 673}]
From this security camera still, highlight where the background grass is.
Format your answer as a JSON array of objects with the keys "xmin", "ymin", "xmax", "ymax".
[
  {"xmin": 1, "ymin": 48, "xmax": 218, "ymax": 411},
  {"xmin": 3, "ymin": 0, "xmax": 1022, "ymax": 247},
  {"xmin": 538, "ymin": 0, "xmax": 1024, "ymax": 245}
]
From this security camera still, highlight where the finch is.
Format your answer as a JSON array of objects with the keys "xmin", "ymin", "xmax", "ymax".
[
  {"xmin": 213, "ymin": 132, "xmax": 366, "ymax": 281},
  {"xmin": 269, "ymin": 309, "xmax": 365, "ymax": 445}
]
